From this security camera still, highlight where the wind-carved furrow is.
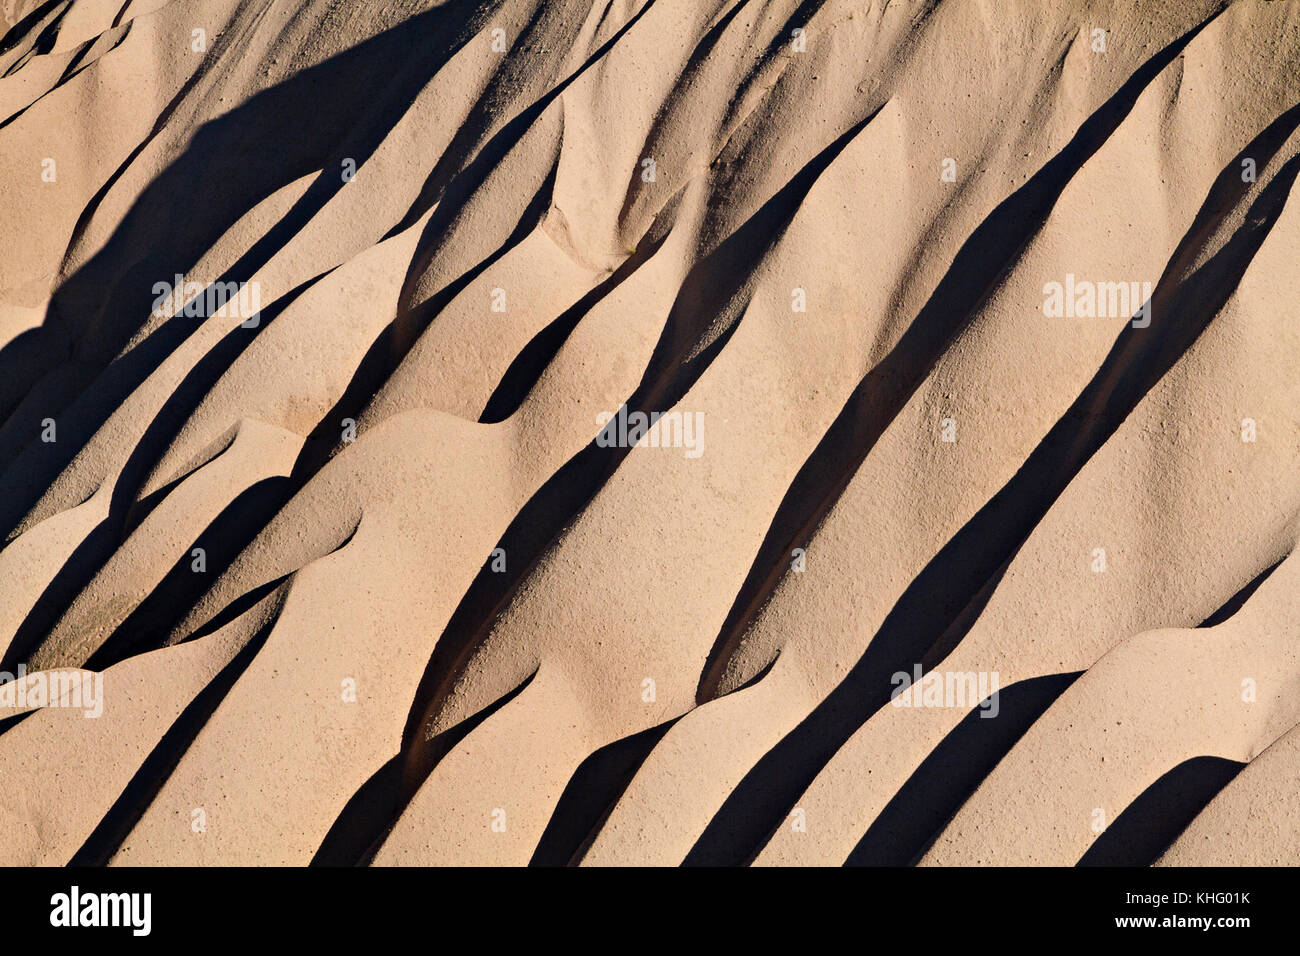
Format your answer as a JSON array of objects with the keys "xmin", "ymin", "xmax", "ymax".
[
  {"xmin": 0, "ymin": 0, "xmax": 588, "ymax": 682},
  {"xmin": 395, "ymin": 105, "xmax": 886, "ymax": 805},
  {"xmin": 478, "ymin": 184, "xmax": 685, "ymax": 424},
  {"xmin": 1197, "ymin": 558, "xmax": 1286, "ymax": 628},
  {"xmin": 109, "ymin": 0, "xmax": 132, "ymax": 29},
  {"xmin": 53, "ymin": 18, "xmax": 129, "ymax": 86},
  {"xmin": 65, "ymin": 580, "xmax": 290, "ymax": 866},
  {"xmin": 0, "ymin": 0, "xmax": 491, "ymax": 524},
  {"xmin": 0, "ymin": 280, "xmax": 317, "ymax": 672},
  {"xmin": 1075, "ymin": 757, "xmax": 1245, "ymax": 866},
  {"xmin": 613, "ymin": 0, "xmax": 750, "ymax": 238},
  {"xmin": 846, "ymin": 672, "xmax": 1082, "ymax": 866},
  {"xmin": 0, "ymin": 17, "xmax": 132, "ymax": 128},
  {"xmin": 289, "ymin": 154, "xmax": 563, "ymax": 490},
  {"xmin": 685, "ymin": 101, "xmax": 1300, "ymax": 866},
  {"xmin": 0, "ymin": 0, "xmax": 69, "ymax": 73},
  {"xmin": 696, "ymin": 7, "xmax": 1230, "ymax": 705},
  {"xmin": 0, "ymin": 0, "xmax": 1295, "ymax": 870},
  {"xmin": 846, "ymin": 552, "xmax": 1292, "ymax": 867},
  {"xmin": 548, "ymin": 655, "xmax": 778, "ymax": 868},
  {"xmin": 313, "ymin": 667, "xmax": 538, "ymax": 868},
  {"xmin": 529, "ymin": 719, "xmax": 677, "ymax": 867},
  {"xmin": 384, "ymin": 0, "xmax": 658, "ymax": 241},
  {"xmin": 80, "ymin": 475, "xmax": 291, "ymax": 670}
]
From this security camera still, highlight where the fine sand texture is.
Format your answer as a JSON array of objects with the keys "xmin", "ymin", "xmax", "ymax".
[{"xmin": 0, "ymin": 0, "xmax": 1297, "ymax": 866}]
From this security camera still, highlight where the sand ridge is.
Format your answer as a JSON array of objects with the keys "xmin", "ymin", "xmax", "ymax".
[{"xmin": 0, "ymin": 0, "xmax": 1296, "ymax": 866}]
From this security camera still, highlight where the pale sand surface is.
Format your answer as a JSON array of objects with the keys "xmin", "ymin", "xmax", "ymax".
[{"xmin": 0, "ymin": 0, "xmax": 1296, "ymax": 865}]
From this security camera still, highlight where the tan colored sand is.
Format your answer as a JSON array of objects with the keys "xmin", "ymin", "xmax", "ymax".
[{"xmin": 0, "ymin": 0, "xmax": 1296, "ymax": 866}]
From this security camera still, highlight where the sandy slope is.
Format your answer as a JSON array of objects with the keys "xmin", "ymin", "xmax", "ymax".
[{"xmin": 0, "ymin": 0, "xmax": 1296, "ymax": 866}]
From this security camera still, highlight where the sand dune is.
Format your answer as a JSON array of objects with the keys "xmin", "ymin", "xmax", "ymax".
[{"xmin": 0, "ymin": 0, "xmax": 1296, "ymax": 866}]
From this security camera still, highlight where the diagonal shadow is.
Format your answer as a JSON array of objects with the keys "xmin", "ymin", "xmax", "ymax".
[
  {"xmin": 845, "ymin": 673, "xmax": 1081, "ymax": 866},
  {"xmin": 312, "ymin": 667, "xmax": 538, "ymax": 868},
  {"xmin": 1077, "ymin": 756, "xmax": 1244, "ymax": 866},
  {"xmin": 0, "ymin": 280, "xmax": 312, "ymax": 673},
  {"xmin": 696, "ymin": 9, "xmax": 1232, "ymax": 703},
  {"xmin": 65, "ymin": 583, "xmax": 287, "ymax": 865},
  {"xmin": 529, "ymin": 719, "xmax": 676, "ymax": 867},
  {"xmin": 0, "ymin": 0, "xmax": 495, "ymax": 539},
  {"xmin": 395, "ymin": 103, "xmax": 889, "ymax": 801},
  {"xmin": 685, "ymin": 94, "xmax": 1300, "ymax": 867},
  {"xmin": 848, "ymin": 551, "xmax": 1292, "ymax": 866}
]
